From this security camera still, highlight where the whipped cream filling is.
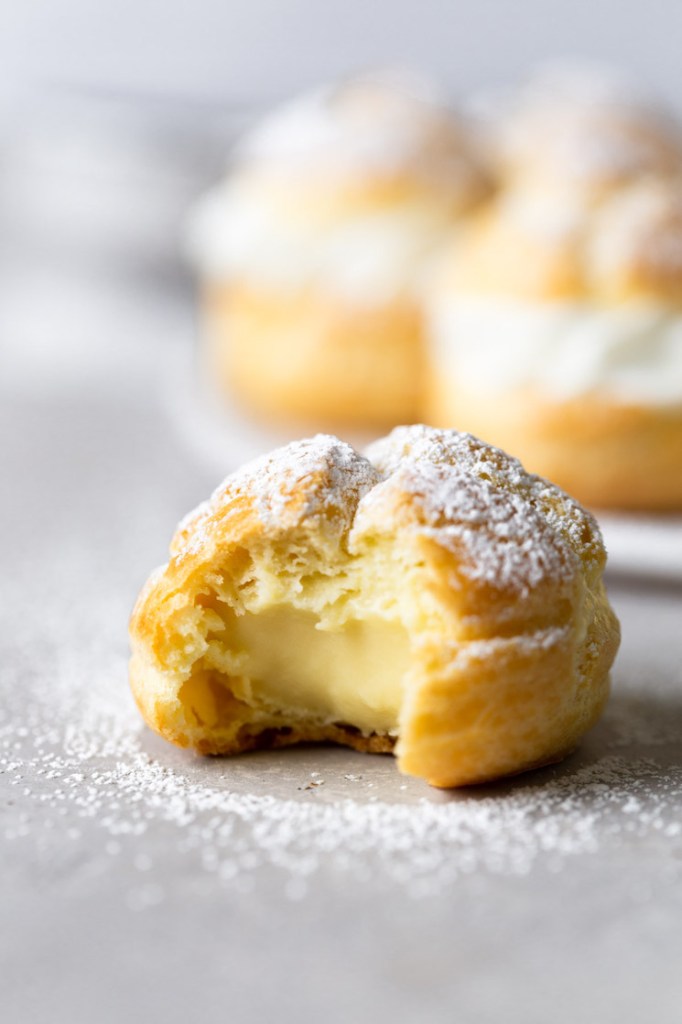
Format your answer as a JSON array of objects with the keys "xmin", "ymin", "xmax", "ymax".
[
  {"xmin": 187, "ymin": 181, "xmax": 452, "ymax": 303},
  {"xmin": 428, "ymin": 296, "xmax": 682, "ymax": 406}
]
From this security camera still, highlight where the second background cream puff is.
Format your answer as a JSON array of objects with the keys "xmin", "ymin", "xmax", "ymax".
[
  {"xmin": 187, "ymin": 71, "xmax": 491, "ymax": 428},
  {"xmin": 424, "ymin": 67, "xmax": 682, "ymax": 510}
]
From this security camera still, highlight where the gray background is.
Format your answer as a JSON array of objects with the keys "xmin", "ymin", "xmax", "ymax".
[{"xmin": 3, "ymin": 0, "xmax": 682, "ymax": 108}]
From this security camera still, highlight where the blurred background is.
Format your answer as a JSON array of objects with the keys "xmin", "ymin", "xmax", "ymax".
[
  {"xmin": 5, "ymin": 0, "xmax": 682, "ymax": 104},
  {"xmin": 3, "ymin": 0, "xmax": 682, "ymax": 430},
  {"xmin": 3, "ymin": 6, "xmax": 682, "ymax": 1023}
]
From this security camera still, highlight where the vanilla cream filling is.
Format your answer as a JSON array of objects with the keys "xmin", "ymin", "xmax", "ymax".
[
  {"xmin": 428, "ymin": 296, "xmax": 682, "ymax": 405},
  {"xmin": 223, "ymin": 607, "xmax": 409, "ymax": 735},
  {"xmin": 182, "ymin": 545, "xmax": 422, "ymax": 739},
  {"xmin": 187, "ymin": 181, "xmax": 452, "ymax": 303}
]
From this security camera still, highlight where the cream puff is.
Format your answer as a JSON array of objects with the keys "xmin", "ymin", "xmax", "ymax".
[
  {"xmin": 426, "ymin": 71, "xmax": 682, "ymax": 510},
  {"xmin": 187, "ymin": 73, "xmax": 490, "ymax": 427},
  {"xmin": 129, "ymin": 425, "xmax": 619, "ymax": 788}
]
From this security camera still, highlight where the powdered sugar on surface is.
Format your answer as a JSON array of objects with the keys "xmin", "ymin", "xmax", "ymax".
[
  {"xmin": 2, "ymin": 552, "xmax": 681, "ymax": 904},
  {"xmin": 1, "ymin": 388, "xmax": 680, "ymax": 909},
  {"xmin": 3, "ymin": 668, "xmax": 682, "ymax": 901}
]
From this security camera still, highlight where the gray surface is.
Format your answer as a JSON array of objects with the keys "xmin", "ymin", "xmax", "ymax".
[
  {"xmin": 2, "ymin": 104, "xmax": 682, "ymax": 1024},
  {"xmin": 3, "ymin": 293, "xmax": 682, "ymax": 1024}
]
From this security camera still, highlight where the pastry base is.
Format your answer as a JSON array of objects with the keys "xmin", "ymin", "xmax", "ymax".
[{"xmin": 202, "ymin": 282, "xmax": 424, "ymax": 427}]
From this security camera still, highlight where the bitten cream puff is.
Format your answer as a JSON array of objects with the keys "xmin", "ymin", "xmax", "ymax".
[
  {"xmin": 188, "ymin": 74, "xmax": 490, "ymax": 427},
  {"xmin": 426, "ymin": 72, "xmax": 682, "ymax": 510},
  {"xmin": 129, "ymin": 426, "xmax": 619, "ymax": 788}
]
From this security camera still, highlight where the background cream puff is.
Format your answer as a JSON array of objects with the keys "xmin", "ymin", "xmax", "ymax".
[
  {"xmin": 426, "ymin": 69, "xmax": 682, "ymax": 510},
  {"xmin": 188, "ymin": 72, "xmax": 491, "ymax": 427}
]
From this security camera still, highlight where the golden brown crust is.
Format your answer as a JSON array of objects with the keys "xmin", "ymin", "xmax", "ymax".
[
  {"xmin": 129, "ymin": 427, "xmax": 620, "ymax": 788},
  {"xmin": 398, "ymin": 578, "xmax": 617, "ymax": 786}
]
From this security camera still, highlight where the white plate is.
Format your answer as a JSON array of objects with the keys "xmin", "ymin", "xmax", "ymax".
[{"xmin": 597, "ymin": 513, "xmax": 682, "ymax": 583}]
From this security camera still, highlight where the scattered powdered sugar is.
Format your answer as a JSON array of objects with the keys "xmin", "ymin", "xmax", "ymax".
[
  {"xmin": 3, "ymin": 424, "xmax": 679, "ymax": 910},
  {"xmin": 3, "ymin": 647, "xmax": 682, "ymax": 903},
  {"xmin": 3, "ymin": 555, "xmax": 681, "ymax": 906}
]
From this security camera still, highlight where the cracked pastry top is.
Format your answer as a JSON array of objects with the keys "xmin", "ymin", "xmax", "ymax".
[{"xmin": 129, "ymin": 426, "xmax": 620, "ymax": 788}]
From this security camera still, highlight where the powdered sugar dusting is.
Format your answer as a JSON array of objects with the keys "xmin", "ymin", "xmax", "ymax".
[
  {"xmin": 173, "ymin": 425, "xmax": 602, "ymax": 596},
  {"xmin": 242, "ymin": 434, "xmax": 379, "ymax": 532},
  {"xmin": 363, "ymin": 425, "xmax": 601, "ymax": 593},
  {"xmin": 175, "ymin": 434, "xmax": 379, "ymax": 558}
]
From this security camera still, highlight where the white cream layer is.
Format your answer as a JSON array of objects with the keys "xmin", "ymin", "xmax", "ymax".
[
  {"xmin": 186, "ymin": 181, "xmax": 452, "ymax": 304},
  {"xmin": 429, "ymin": 296, "xmax": 682, "ymax": 406}
]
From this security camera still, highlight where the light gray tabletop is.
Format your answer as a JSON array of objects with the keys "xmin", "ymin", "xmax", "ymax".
[{"xmin": 1, "ymin": 100, "xmax": 681, "ymax": 1024}]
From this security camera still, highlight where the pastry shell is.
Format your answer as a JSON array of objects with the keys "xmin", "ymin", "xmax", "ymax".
[{"xmin": 130, "ymin": 426, "xmax": 620, "ymax": 787}]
